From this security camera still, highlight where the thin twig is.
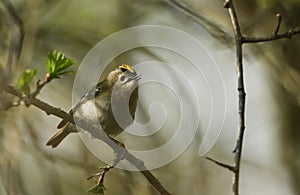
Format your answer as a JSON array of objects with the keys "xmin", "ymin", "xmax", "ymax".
[
  {"xmin": 205, "ymin": 157, "xmax": 235, "ymax": 172},
  {"xmin": 86, "ymin": 172, "xmax": 103, "ymax": 181},
  {"xmin": 86, "ymin": 150, "xmax": 126, "ymax": 193},
  {"xmin": 243, "ymin": 27, "xmax": 300, "ymax": 43},
  {"xmin": 244, "ymin": 12, "xmax": 300, "ymax": 43},
  {"xmin": 87, "ymin": 147, "xmax": 126, "ymax": 181},
  {"xmin": 273, "ymin": 13, "xmax": 282, "ymax": 35},
  {"xmin": 0, "ymin": 81, "xmax": 171, "ymax": 195},
  {"xmin": 31, "ymin": 73, "xmax": 52, "ymax": 98},
  {"xmin": 2, "ymin": 98, "xmax": 21, "ymax": 110}
]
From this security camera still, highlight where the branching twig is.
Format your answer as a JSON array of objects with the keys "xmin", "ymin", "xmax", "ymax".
[
  {"xmin": 205, "ymin": 157, "xmax": 234, "ymax": 172},
  {"xmin": 205, "ymin": 1, "xmax": 300, "ymax": 195},
  {"xmin": 243, "ymin": 26, "xmax": 300, "ymax": 43},
  {"xmin": 86, "ymin": 149, "xmax": 126, "ymax": 194},
  {"xmin": 2, "ymin": 98, "xmax": 21, "ymax": 110},
  {"xmin": 31, "ymin": 73, "xmax": 52, "ymax": 98},
  {"xmin": 243, "ymin": 13, "xmax": 300, "ymax": 43},
  {"xmin": 0, "ymin": 81, "xmax": 171, "ymax": 195}
]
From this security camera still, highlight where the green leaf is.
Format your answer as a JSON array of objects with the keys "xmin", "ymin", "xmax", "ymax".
[
  {"xmin": 15, "ymin": 69, "xmax": 37, "ymax": 95},
  {"xmin": 87, "ymin": 184, "xmax": 106, "ymax": 194},
  {"xmin": 58, "ymin": 70, "xmax": 76, "ymax": 76},
  {"xmin": 46, "ymin": 50, "xmax": 75, "ymax": 79}
]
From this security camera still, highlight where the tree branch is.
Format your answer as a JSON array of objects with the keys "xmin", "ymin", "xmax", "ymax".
[
  {"xmin": 243, "ymin": 12, "xmax": 300, "ymax": 43},
  {"xmin": 0, "ymin": 81, "xmax": 171, "ymax": 195},
  {"xmin": 243, "ymin": 27, "xmax": 300, "ymax": 43},
  {"xmin": 206, "ymin": 157, "xmax": 235, "ymax": 172},
  {"xmin": 1, "ymin": 0, "xmax": 25, "ymax": 71},
  {"xmin": 161, "ymin": 0, "xmax": 233, "ymax": 44},
  {"xmin": 31, "ymin": 73, "xmax": 52, "ymax": 98},
  {"xmin": 273, "ymin": 13, "xmax": 282, "ymax": 35},
  {"xmin": 224, "ymin": 1, "xmax": 246, "ymax": 195},
  {"xmin": 216, "ymin": 1, "xmax": 300, "ymax": 195}
]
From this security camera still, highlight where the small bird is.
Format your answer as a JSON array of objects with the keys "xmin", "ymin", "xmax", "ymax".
[{"xmin": 46, "ymin": 64, "xmax": 140, "ymax": 148}]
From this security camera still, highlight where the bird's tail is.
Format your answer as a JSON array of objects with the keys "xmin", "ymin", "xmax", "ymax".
[{"xmin": 46, "ymin": 126, "xmax": 71, "ymax": 148}]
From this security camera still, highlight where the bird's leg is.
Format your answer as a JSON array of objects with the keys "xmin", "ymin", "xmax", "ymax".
[
  {"xmin": 109, "ymin": 136, "xmax": 125, "ymax": 148},
  {"xmin": 86, "ymin": 143, "xmax": 126, "ymax": 193},
  {"xmin": 108, "ymin": 136, "xmax": 128, "ymax": 162}
]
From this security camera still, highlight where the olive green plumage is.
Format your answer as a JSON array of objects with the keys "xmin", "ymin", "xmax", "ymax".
[{"xmin": 46, "ymin": 64, "xmax": 140, "ymax": 148}]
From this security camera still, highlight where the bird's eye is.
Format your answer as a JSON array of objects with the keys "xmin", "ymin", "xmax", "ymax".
[{"xmin": 120, "ymin": 75, "xmax": 126, "ymax": 82}]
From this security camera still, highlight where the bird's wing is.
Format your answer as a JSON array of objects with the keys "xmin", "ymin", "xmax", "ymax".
[{"xmin": 56, "ymin": 81, "xmax": 107, "ymax": 129}]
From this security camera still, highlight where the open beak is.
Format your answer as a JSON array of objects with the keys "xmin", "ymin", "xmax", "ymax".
[
  {"xmin": 133, "ymin": 74, "xmax": 142, "ymax": 81},
  {"xmin": 124, "ymin": 74, "xmax": 142, "ymax": 84}
]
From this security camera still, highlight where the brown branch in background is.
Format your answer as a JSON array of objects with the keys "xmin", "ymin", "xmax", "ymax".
[
  {"xmin": 206, "ymin": 1, "xmax": 300, "ymax": 195},
  {"xmin": 243, "ymin": 13, "xmax": 300, "ymax": 44},
  {"xmin": 1, "ymin": 0, "xmax": 25, "ymax": 72},
  {"xmin": 223, "ymin": 1, "xmax": 246, "ymax": 195},
  {"xmin": 243, "ymin": 26, "xmax": 300, "ymax": 43},
  {"xmin": 161, "ymin": 0, "xmax": 233, "ymax": 44},
  {"xmin": 0, "ymin": 82, "xmax": 21, "ymax": 97},
  {"xmin": 0, "ymin": 81, "xmax": 171, "ymax": 195}
]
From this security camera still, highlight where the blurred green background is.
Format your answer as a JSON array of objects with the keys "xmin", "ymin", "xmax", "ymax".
[{"xmin": 1, "ymin": 0, "xmax": 300, "ymax": 194}]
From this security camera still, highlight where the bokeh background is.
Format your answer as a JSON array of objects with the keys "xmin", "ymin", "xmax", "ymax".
[{"xmin": 1, "ymin": 0, "xmax": 300, "ymax": 194}]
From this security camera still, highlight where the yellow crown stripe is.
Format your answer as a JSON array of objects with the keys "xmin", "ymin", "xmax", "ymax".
[{"xmin": 119, "ymin": 64, "xmax": 135, "ymax": 73}]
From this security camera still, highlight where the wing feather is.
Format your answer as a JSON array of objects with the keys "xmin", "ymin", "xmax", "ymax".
[{"xmin": 56, "ymin": 81, "xmax": 107, "ymax": 128}]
